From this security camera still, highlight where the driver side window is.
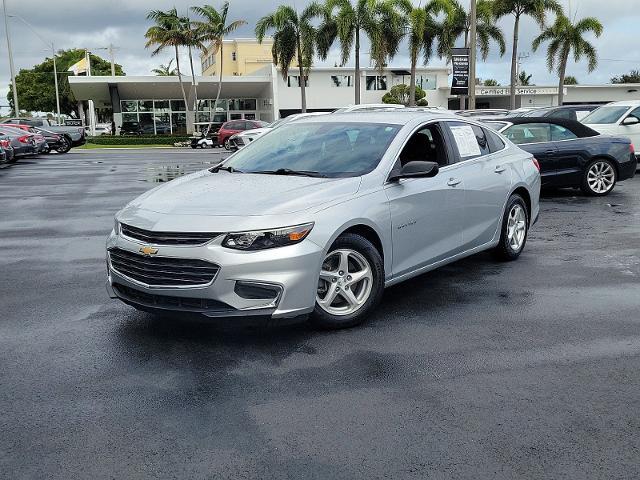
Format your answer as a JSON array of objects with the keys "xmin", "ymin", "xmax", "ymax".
[{"xmin": 399, "ymin": 123, "xmax": 449, "ymax": 167}]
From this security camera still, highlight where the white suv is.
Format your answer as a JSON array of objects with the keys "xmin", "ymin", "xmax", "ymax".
[{"xmin": 583, "ymin": 100, "xmax": 640, "ymax": 157}]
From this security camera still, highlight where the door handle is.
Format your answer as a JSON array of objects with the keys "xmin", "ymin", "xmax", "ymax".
[
  {"xmin": 447, "ymin": 178, "xmax": 462, "ymax": 187},
  {"xmin": 545, "ymin": 150, "xmax": 555, "ymax": 155},
  {"xmin": 494, "ymin": 165, "xmax": 506, "ymax": 173}
]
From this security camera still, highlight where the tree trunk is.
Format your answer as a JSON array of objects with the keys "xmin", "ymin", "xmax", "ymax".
[
  {"xmin": 188, "ymin": 45, "xmax": 199, "ymax": 115},
  {"xmin": 214, "ymin": 43, "xmax": 224, "ymax": 120},
  {"xmin": 174, "ymin": 45, "xmax": 192, "ymax": 134},
  {"xmin": 409, "ymin": 52, "xmax": 417, "ymax": 106},
  {"xmin": 509, "ymin": 14, "xmax": 520, "ymax": 110},
  {"xmin": 354, "ymin": 29, "xmax": 360, "ymax": 105},
  {"xmin": 297, "ymin": 33, "xmax": 307, "ymax": 113},
  {"xmin": 557, "ymin": 51, "xmax": 569, "ymax": 106}
]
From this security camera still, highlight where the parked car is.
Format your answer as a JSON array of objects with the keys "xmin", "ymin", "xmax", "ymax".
[
  {"xmin": 0, "ymin": 136, "xmax": 13, "ymax": 163},
  {"xmin": 3, "ymin": 124, "xmax": 49, "ymax": 153},
  {"xmin": 106, "ymin": 111, "xmax": 540, "ymax": 329},
  {"xmin": 456, "ymin": 109, "xmax": 511, "ymax": 118},
  {"xmin": 509, "ymin": 104, "xmax": 601, "ymax": 121},
  {"xmin": 582, "ymin": 101, "xmax": 640, "ymax": 160},
  {"xmin": 37, "ymin": 128, "xmax": 72, "ymax": 153},
  {"xmin": 85, "ymin": 124, "xmax": 112, "ymax": 136},
  {"xmin": 0, "ymin": 126, "xmax": 36, "ymax": 158},
  {"xmin": 0, "ymin": 117, "xmax": 85, "ymax": 146},
  {"xmin": 217, "ymin": 120, "xmax": 269, "ymax": 149},
  {"xmin": 229, "ymin": 112, "xmax": 331, "ymax": 150},
  {"xmin": 120, "ymin": 121, "xmax": 144, "ymax": 136},
  {"xmin": 484, "ymin": 117, "xmax": 636, "ymax": 195}
]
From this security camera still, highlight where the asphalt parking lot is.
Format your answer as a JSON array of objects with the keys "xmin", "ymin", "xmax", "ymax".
[{"xmin": 1, "ymin": 148, "xmax": 639, "ymax": 479}]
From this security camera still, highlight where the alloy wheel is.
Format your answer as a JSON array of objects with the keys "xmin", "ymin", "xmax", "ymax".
[
  {"xmin": 587, "ymin": 161, "xmax": 615, "ymax": 194},
  {"xmin": 316, "ymin": 249, "xmax": 373, "ymax": 316},
  {"xmin": 507, "ymin": 204, "xmax": 527, "ymax": 252}
]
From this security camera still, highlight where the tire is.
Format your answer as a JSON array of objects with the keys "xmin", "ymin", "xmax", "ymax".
[
  {"xmin": 311, "ymin": 233, "xmax": 384, "ymax": 329},
  {"xmin": 493, "ymin": 194, "xmax": 529, "ymax": 261},
  {"xmin": 56, "ymin": 136, "xmax": 72, "ymax": 154},
  {"xmin": 190, "ymin": 144, "xmax": 198, "ymax": 149},
  {"xmin": 223, "ymin": 138, "xmax": 231, "ymax": 150},
  {"xmin": 580, "ymin": 158, "xmax": 617, "ymax": 196}
]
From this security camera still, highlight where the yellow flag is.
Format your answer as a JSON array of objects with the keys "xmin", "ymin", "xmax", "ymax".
[{"xmin": 68, "ymin": 57, "xmax": 88, "ymax": 76}]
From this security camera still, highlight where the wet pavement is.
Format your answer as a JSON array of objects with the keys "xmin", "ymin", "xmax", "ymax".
[{"xmin": 1, "ymin": 149, "xmax": 639, "ymax": 479}]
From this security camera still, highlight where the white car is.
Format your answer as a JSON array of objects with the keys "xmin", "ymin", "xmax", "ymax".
[
  {"xmin": 582, "ymin": 100, "xmax": 640, "ymax": 157},
  {"xmin": 230, "ymin": 112, "xmax": 330, "ymax": 150}
]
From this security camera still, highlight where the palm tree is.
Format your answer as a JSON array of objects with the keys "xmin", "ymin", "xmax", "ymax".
[
  {"xmin": 152, "ymin": 59, "xmax": 177, "ymax": 76},
  {"xmin": 181, "ymin": 15, "xmax": 206, "ymax": 115},
  {"xmin": 396, "ymin": 0, "xmax": 453, "ymax": 106},
  {"xmin": 145, "ymin": 8, "xmax": 191, "ymax": 130},
  {"xmin": 192, "ymin": 2, "xmax": 246, "ymax": 117},
  {"xmin": 518, "ymin": 70, "xmax": 532, "ymax": 85},
  {"xmin": 255, "ymin": 4, "xmax": 324, "ymax": 112},
  {"xmin": 493, "ymin": 0, "xmax": 563, "ymax": 109},
  {"xmin": 319, "ymin": 0, "xmax": 405, "ymax": 105},
  {"xmin": 445, "ymin": 0, "xmax": 506, "ymax": 61},
  {"xmin": 532, "ymin": 14, "xmax": 602, "ymax": 105}
]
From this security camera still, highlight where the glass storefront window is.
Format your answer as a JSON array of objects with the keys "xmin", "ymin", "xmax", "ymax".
[
  {"xmin": 197, "ymin": 99, "xmax": 210, "ymax": 111},
  {"xmin": 170, "ymin": 100, "xmax": 186, "ymax": 112},
  {"xmin": 197, "ymin": 111, "xmax": 211, "ymax": 123},
  {"xmin": 239, "ymin": 99, "xmax": 257, "ymax": 110},
  {"xmin": 213, "ymin": 99, "xmax": 228, "ymax": 112},
  {"xmin": 212, "ymin": 113, "xmax": 228, "ymax": 123},
  {"xmin": 121, "ymin": 101, "xmax": 137, "ymax": 113},
  {"xmin": 139, "ymin": 113, "xmax": 154, "ymax": 134},
  {"xmin": 154, "ymin": 100, "xmax": 169, "ymax": 109},
  {"xmin": 171, "ymin": 112, "xmax": 187, "ymax": 134},
  {"xmin": 122, "ymin": 113, "xmax": 138, "ymax": 123},
  {"xmin": 139, "ymin": 100, "xmax": 153, "ymax": 112}
]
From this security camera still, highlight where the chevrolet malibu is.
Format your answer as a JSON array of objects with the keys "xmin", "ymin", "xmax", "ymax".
[{"xmin": 106, "ymin": 112, "xmax": 541, "ymax": 329}]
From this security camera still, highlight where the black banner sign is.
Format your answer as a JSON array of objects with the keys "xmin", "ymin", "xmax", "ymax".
[
  {"xmin": 64, "ymin": 119, "xmax": 83, "ymax": 126},
  {"xmin": 451, "ymin": 48, "xmax": 470, "ymax": 96}
]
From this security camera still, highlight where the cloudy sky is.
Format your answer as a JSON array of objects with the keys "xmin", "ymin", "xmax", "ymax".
[{"xmin": 1, "ymin": 0, "xmax": 639, "ymax": 112}]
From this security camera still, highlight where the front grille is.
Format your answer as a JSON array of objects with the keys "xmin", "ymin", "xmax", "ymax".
[
  {"xmin": 120, "ymin": 223, "xmax": 221, "ymax": 246},
  {"xmin": 109, "ymin": 248, "xmax": 219, "ymax": 287},
  {"xmin": 113, "ymin": 283, "xmax": 234, "ymax": 313}
]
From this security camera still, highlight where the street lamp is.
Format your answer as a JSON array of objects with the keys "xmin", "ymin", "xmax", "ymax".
[
  {"xmin": 2, "ymin": 0, "xmax": 19, "ymax": 114},
  {"xmin": 468, "ymin": 0, "xmax": 477, "ymax": 109},
  {"xmin": 8, "ymin": 13, "xmax": 62, "ymax": 125}
]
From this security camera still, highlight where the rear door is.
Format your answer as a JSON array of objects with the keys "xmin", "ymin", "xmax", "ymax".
[
  {"xmin": 549, "ymin": 124, "xmax": 586, "ymax": 185},
  {"xmin": 444, "ymin": 120, "xmax": 512, "ymax": 249}
]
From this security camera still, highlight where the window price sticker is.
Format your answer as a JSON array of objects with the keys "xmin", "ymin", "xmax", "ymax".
[{"xmin": 450, "ymin": 125, "xmax": 481, "ymax": 158}]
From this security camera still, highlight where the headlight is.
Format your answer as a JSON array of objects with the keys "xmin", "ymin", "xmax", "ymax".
[
  {"xmin": 222, "ymin": 223, "xmax": 314, "ymax": 251},
  {"xmin": 113, "ymin": 218, "xmax": 120, "ymax": 235}
]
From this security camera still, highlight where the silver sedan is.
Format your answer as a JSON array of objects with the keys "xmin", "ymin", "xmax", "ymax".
[{"xmin": 106, "ymin": 111, "xmax": 541, "ymax": 329}]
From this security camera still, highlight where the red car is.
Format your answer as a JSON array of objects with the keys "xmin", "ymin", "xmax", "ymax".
[{"xmin": 217, "ymin": 120, "xmax": 269, "ymax": 149}]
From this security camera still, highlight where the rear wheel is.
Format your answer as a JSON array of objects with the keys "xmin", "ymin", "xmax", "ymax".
[
  {"xmin": 311, "ymin": 234, "xmax": 384, "ymax": 329},
  {"xmin": 56, "ymin": 136, "xmax": 72, "ymax": 154},
  {"xmin": 494, "ymin": 194, "xmax": 529, "ymax": 261},
  {"xmin": 581, "ymin": 159, "xmax": 616, "ymax": 196},
  {"xmin": 223, "ymin": 138, "xmax": 231, "ymax": 150}
]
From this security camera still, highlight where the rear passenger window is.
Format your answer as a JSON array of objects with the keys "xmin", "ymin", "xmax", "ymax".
[
  {"xmin": 550, "ymin": 124, "xmax": 578, "ymax": 141},
  {"xmin": 446, "ymin": 121, "xmax": 491, "ymax": 160},
  {"xmin": 503, "ymin": 123, "xmax": 551, "ymax": 144},
  {"xmin": 486, "ymin": 129, "xmax": 506, "ymax": 152}
]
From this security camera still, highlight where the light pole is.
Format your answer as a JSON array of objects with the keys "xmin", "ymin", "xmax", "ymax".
[
  {"xmin": 468, "ymin": 0, "xmax": 477, "ymax": 109},
  {"xmin": 2, "ymin": 0, "xmax": 19, "ymax": 114},
  {"xmin": 9, "ymin": 14, "xmax": 61, "ymax": 124}
]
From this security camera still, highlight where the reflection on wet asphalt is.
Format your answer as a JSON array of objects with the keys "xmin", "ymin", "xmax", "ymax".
[{"xmin": 0, "ymin": 149, "xmax": 639, "ymax": 479}]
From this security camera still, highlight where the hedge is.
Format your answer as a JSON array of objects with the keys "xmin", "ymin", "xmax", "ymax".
[{"xmin": 86, "ymin": 135, "xmax": 190, "ymax": 145}]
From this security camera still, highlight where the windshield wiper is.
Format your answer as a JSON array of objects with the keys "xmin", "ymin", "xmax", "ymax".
[
  {"xmin": 209, "ymin": 164, "xmax": 241, "ymax": 173},
  {"xmin": 253, "ymin": 168, "xmax": 327, "ymax": 178}
]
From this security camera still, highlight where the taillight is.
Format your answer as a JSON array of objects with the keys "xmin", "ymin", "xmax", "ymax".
[
  {"xmin": 532, "ymin": 157, "xmax": 541, "ymax": 172},
  {"xmin": 18, "ymin": 135, "xmax": 30, "ymax": 143},
  {"xmin": 0, "ymin": 139, "xmax": 9, "ymax": 147},
  {"xmin": 630, "ymin": 143, "xmax": 635, "ymax": 154}
]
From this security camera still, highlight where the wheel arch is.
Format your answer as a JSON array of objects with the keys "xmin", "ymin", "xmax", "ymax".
[{"xmin": 510, "ymin": 186, "xmax": 532, "ymax": 224}]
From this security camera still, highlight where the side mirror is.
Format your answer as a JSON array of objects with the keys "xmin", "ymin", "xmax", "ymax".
[
  {"xmin": 389, "ymin": 161, "xmax": 439, "ymax": 182},
  {"xmin": 622, "ymin": 115, "xmax": 640, "ymax": 126}
]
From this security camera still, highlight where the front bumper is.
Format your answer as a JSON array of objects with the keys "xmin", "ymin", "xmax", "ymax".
[{"xmin": 106, "ymin": 231, "xmax": 322, "ymax": 319}]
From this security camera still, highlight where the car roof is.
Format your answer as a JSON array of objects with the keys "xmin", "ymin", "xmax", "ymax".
[
  {"xmin": 605, "ymin": 100, "xmax": 640, "ymax": 107},
  {"xmin": 295, "ymin": 110, "xmax": 458, "ymax": 125},
  {"xmin": 492, "ymin": 116, "xmax": 600, "ymax": 137}
]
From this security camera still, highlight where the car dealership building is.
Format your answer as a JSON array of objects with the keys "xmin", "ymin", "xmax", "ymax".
[{"xmin": 68, "ymin": 38, "xmax": 640, "ymax": 134}]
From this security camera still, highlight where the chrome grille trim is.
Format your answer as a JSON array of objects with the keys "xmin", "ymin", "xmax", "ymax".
[{"xmin": 120, "ymin": 223, "xmax": 221, "ymax": 246}]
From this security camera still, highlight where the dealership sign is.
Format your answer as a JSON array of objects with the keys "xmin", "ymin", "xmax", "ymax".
[
  {"xmin": 451, "ymin": 48, "xmax": 470, "ymax": 96},
  {"xmin": 477, "ymin": 86, "xmax": 566, "ymax": 96}
]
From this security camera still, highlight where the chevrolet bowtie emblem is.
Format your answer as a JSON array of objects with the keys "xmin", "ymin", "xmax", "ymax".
[{"xmin": 139, "ymin": 245, "xmax": 159, "ymax": 256}]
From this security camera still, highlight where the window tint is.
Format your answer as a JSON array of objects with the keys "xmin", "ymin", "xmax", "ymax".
[
  {"xmin": 582, "ymin": 106, "xmax": 630, "ymax": 124},
  {"xmin": 486, "ymin": 129, "xmax": 506, "ymax": 152},
  {"xmin": 503, "ymin": 123, "xmax": 551, "ymax": 144},
  {"xmin": 550, "ymin": 124, "xmax": 578, "ymax": 141},
  {"xmin": 399, "ymin": 123, "xmax": 449, "ymax": 167}
]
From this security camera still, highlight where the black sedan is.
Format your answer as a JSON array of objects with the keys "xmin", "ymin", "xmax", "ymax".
[{"xmin": 484, "ymin": 117, "xmax": 637, "ymax": 196}]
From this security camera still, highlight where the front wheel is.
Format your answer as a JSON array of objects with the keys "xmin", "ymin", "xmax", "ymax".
[
  {"xmin": 311, "ymin": 234, "xmax": 384, "ymax": 329},
  {"xmin": 494, "ymin": 194, "xmax": 529, "ymax": 261},
  {"xmin": 581, "ymin": 159, "xmax": 616, "ymax": 196},
  {"xmin": 223, "ymin": 138, "xmax": 231, "ymax": 150},
  {"xmin": 56, "ymin": 136, "xmax": 72, "ymax": 154}
]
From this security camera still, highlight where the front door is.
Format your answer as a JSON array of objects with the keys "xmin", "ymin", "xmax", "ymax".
[
  {"xmin": 618, "ymin": 106, "xmax": 640, "ymax": 148},
  {"xmin": 384, "ymin": 122, "xmax": 465, "ymax": 278}
]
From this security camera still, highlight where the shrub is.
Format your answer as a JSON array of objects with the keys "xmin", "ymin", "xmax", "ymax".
[{"xmin": 86, "ymin": 135, "xmax": 189, "ymax": 145}]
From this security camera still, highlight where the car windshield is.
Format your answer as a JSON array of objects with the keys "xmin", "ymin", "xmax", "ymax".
[
  {"xmin": 222, "ymin": 121, "xmax": 401, "ymax": 177},
  {"xmin": 582, "ymin": 106, "xmax": 630, "ymax": 124}
]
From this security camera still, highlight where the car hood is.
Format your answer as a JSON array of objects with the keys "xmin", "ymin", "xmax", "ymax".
[
  {"xmin": 238, "ymin": 127, "xmax": 271, "ymax": 137},
  {"xmin": 126, "ymin": 170, "xmax": 361, "ymax": 217}
]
